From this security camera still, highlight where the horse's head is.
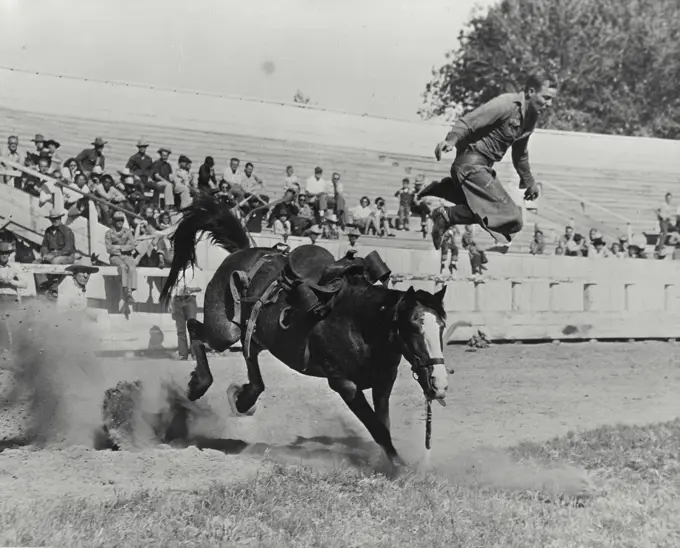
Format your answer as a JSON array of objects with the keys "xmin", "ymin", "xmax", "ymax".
[{"xmin": 394, "ymin": 285, "xmax": 449, "ymax": 404}]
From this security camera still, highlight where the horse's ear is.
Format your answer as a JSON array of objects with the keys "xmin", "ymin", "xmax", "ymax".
[
  {"xmin": 434, "ymin": 285, "xmax": 447, "ymax": 303},
  {"xmin": 405, "ymin": 286, "xmax": 416, "ymax": 301}
]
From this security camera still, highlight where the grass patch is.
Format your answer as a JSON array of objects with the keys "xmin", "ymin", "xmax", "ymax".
[{"xmin": 2, "ymin": 420, "xmax": 680, "ymax": 548}]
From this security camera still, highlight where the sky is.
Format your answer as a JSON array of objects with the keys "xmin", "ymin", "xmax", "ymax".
[{"xmin": 0, "ymin": 0, "xmax": 497, "ymax": 121}]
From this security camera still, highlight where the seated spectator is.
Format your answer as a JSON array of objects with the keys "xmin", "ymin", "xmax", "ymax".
[
  {"xmin": 554, "ymin": 242, "xmax": 566, "ymax": 255},
  {"xmin": 283, "ymin": 165, "xmax": 299, "ymax": 193},
  {"xmin": 350, "ymin": 196, "xmax": 374, "ymax": 234},
  {"xmin": 655, "ymin": 192, "xmax": 679, "ymax": 253},
  {"xmin": 373, "ymin": 197, "xmax": 394, "ymax": 237},
  {"xmin": 34, "ymin": 209, "xmax": 76, "ymax": 296},
  {"xmin": 133, "ymin": 206, "xmax": 169, "ymax": 268},
  {"xmin": 126, "ymin": 138, "xmax": 153, "ymax": 186},
  {"xmin": 270, "ymin": 189, "xmax": 298, "ymax": 235},
  {"xmin": 57, "ymin": 255, "xmax": 99, "ymax": 315},
  {"xmin": 307, "ymin": 225, "xmax": 322, "ymax": 244},
  {"xmin": 63, "ymin": 172, "xmax": 91, "ymax": 221},
  {"xmin": 395, "ymin": 178, "xmax": 414, "ymax": 231},
  {"xmin": 1, "ymin": 135, "xmax": 24, "ymax": 187},
  {"xmin": 557, "ymin": 224, "xmax": 575, "ymax": 248},
  {"xmin": 589, "ymin": 237, "xmax": 610, "ymax": 258},
  {"xmin": 0, "ymin": 239, "xmax": 28, "ymax": 303},
  {"xmin": 61, "ymin": 157, "xmax": 80, "ymax": 184},
  {"xmin": 24, "ymin": 156, "xmax": 52, "ymax": 199},
  {"xmin": 338, "ymin": 227, "xmax": 362, "ymax": 258},
  {"xmin": 239, "ymin": 162, "xmax": 268, "ymax": 209},
  {"xmin": 173, "ymin": 155, "xmax": 196, "ymax": 210},
  {"xmin": 321, "ymin": 211, "xmax": 341, "ymax": 240},
  {"xmin": 221, "ymin": 157, "xmax": 243, "ymax": 187},
  {"xmin": 198, "ymin": 156, "xmax": 218, "ymax": 193},
  {"xmin": 610, "ymin": 242, "xmax": 625, "ymax": 258},
  {"xmin": 291, "ymin": 193, "xmax": 314, "ymax": 235},
  {"xmin": 76, "ymin": 137, "xmax": 107, "ymax": 175},
  {"xmin": 150, "ymin": 147, "xmax": 175, "ymax": 209},
  {"xmin": 25, "ymin": 134, "xmax": 45, "ymax": 169},
  {"xmin": 105, "ymin": 210, "xmax": 137, "ymax": 306},
  {"xmin": 529, "ymin": 229, "xmax": 545, "ymax": 255},
  {"xmin": 43, "ymin": 139, "xmax": 63, "ymax": 174},
  {"xmin": 305, "ymin": 167, "xmax": 329, "ymax": 218},
  {"xmin": 565, "ymin": 234, "xmax": 586, "ymax": 256},
  {"xmin": 95, "ymin": 174, "xmax": 132, "ymax": 225},
  {"xmin": 215, "ymin": 180, "xmax": 237, "ymax": 207}
]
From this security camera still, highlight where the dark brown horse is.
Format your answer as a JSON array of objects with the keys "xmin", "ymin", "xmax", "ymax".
[{"xmin": 160, "ymin": 195, "xmax": 449, "ymax": 467}]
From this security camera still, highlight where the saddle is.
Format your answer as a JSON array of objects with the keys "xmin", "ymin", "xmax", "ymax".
[{"xmin": 280, "ymin": 245, "xmax": 392, "ymax": 315}]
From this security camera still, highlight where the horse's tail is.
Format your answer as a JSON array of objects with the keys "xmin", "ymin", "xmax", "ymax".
[{"xmin": 160, "ymin": 194, "xmax": 251, "ymax": 306}]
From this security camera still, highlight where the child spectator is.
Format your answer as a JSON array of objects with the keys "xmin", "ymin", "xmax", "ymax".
[
  {"xmin": 394, "ymin": 178, "xmax": 414, "ymax": 230},
  {"xmin": 440, "ymin": 226, "xmax": 459, "ymax": 274}
]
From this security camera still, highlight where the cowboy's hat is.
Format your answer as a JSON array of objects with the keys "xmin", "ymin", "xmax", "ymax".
[
  {"xmin": 137, "ymin": 138, "xmax": 150, "ymax": 147},
  {"xmin": 45, "ymin": 208, "xmax": 64, "ymax": 219},
  {"xmin": 347, "ymin": 227, "xmax": 361, "ymax": 237},
  {"xmin": 66, "ymin": 256, "xmax": 99, "ymax": 274},
  {"xmin": 31, "ymin": 134, "xmax": 45, "ymax": 143},
  {"xmin": 0, "ymin": 241, "xmax": 15, "ymax": 253},
  {"xmin": 112, "ymin": 210, "xmax": 126, "ymax": 221},
  {"xmin": 117, "ymin": 168, "xmax": 134, "ymax": 178},
  {"xmin": 92, "ymin": 165, "xmax": 104, "ymax": 175},
  {"xmin": 157, "ymin": 147, "xmax": 172, "ymax": 155},
  {"xmin": 44, "ymin": 139, "xmax": 61, "ymax": 149},
  {"xmin": 92, "ymin": 137, "xmax": 107, "ymax": 147}
]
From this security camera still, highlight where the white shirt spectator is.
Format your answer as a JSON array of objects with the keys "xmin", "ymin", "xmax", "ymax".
[
  {"xmin": 0, "ymin": 263, "xmax": 28, "ymax": 298},
  {"xmin": 305, "ymin": 175, "xmax": 329, "ymax": 195},
  {"xmin": 57, "ymin": 275, "xmax": 88, "ymax": 312},
  {"xmin": 222, "ymin": 168, "xmax": 243, "ymax": 186},
  {"xmin": 351, "ymin": 204, "xmax": 373, "ymax": 221},
  {"xmin": 284, "ymin": 174, "xmax": 300, "ymax": 192},
  {"xmin": 62, "ymin": 181, "xmax": 90, "ymax": 204}
]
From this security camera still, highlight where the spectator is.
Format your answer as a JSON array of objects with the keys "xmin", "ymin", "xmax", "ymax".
[
  {"xmin": 1, "ymin": 135, "xmax": 24, "ymax": 187},
  {"xmin": 25, "ymin": 134, "xmax": 45, "ymax": 168},
  {"xmin": 63, "ymin": 172, "xmax": 91, "ymax": 220},
  {"xmin": 565, "ymin": 234, "xmax": 586, "ymax": 256},
  {"xmin": 76, "ymin": 137, "xmax": 107, "ymax": 175},
  {"xmin": 283, "ymin": 165, "xmax": 299, "ymax": 193},
  {"xmin": 105, "ymin": 210, "xmax": 137, "ymax": 306},
  {"xmin": 557, "ymin": 224, "xmax": 575, "ymax": 248},
  {"xmin": 329, "ymin": 172, "xmax": 347, "ymax": 227},
  {"xmin": 411, "ymin": 181, "xmax": 429, "ymax": 237},
  {"xmin": 461, "ymin": 225, "xmax": 475, "ymax": 249},
  {"xmin": 610, "ymin": 242, "xmax": 625, "ymax": 258},
  {"xmin": 339, "ymin": 227, "xmax": 362, "ymax": 258},
  {"xmin": 468, "ymin": 240, "xmax": 488, "ymax": 275},
  {"xmin": 440, "ymin": 226, "xmax": 459, "ymax": 274},
  {"xmin": 60, "ymin": 157, "xmax": 80, "ymax": 184},
  {"xmin": 0, "ymin": 239, "xmax": 28, "ymax": 299},
  {"xmin": 307, "ymin": 225, "xmax": 322, "ymax": 244},
  {"xmin": 655, "ymin": 192, "xmax": 679, "ymax": 254},
  {"xmin": 95, "ymin": 174, "xmax": 131, "ymax": 225},
  {"xmin": 554, "ymin": 242, "xmax": 566, "ymax": 255},
  {"xmin": 169, "ymin": 265, "xmax": 202, "ymax": 360},
  {"xmin": 627, "ymin": 244, "xmax": 647, "ymax": 259},
  {"xmin": 57, "ymin": 255, "xmax": 99, "ymax": 314},
  {"xmin": 589, "ymin": 237, "xmax": 610, "ymax": 258},
  {"xmin": 321, "ymin": 211, "xmax": 341, "ymax": 240},
  {"xmin": 197, "ymin": 156, "xmax": 217, "ymax": 193},
  {"xmin": 305, "ymin": 167, "xmax": 329, "ymax": 217},
  {"xmin": 150, "ymin": 147, "xmax": 175, "ymax": 209},
  {"xmin": 291, "ymin": 193, "xmax": 314, "ymax": 235},
  {"xmin": 34, "ymin": 209, "xmax": 76, "ymax": 296},
  {"xmin": 270, "ymin": 189, "xmax": 298, "ymax": 235},
  {"xmin": 117, "ymin": 168, "xmax": 145, "ymax": 212},
  {"xmin": 43, "ymin": 139, "xmax": 63, "ymax": 174},
  {"xmin": 350, "ymin": 196, "xmax": 374, "ymax": 234},
  {"xmin": 133, "ymin": 206, "xmax": 168, "ymax": 268},
  {"xmin": 241, "ymin": 162, "xmax": 268, "ymax": 205},
  {"xmin": 669, "ymin": 234, "xmax": 680, "ymax": 261},
  {"xmin": 23, "ymin": 155, "xmax": 52, "ymax": 199},
  {"xmin": 395, "ymin": 178, "xmax": 414, "ymax": 230},
  {"xmin": 373, "ymin": 197, "xmax": 394, "ymax": 237},
  {"xmin": 126, "ymin": 138, "xmax": 153, "ymax": 186},
  {"xmin": 173, "ymin": 155, "xmax": 196, "ymax": 210},
  {"xmin": 221, "ymin": 157, "xmax": 243, "ymax": 187},
  {"xmin": 529, "ymin": 230, "xmax": 545, "ymax": 255}
]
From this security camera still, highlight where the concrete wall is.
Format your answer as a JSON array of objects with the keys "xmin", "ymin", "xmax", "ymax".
[{"xmin": 16, "ymin": 248, "xmax": 680, "ymax": 352}]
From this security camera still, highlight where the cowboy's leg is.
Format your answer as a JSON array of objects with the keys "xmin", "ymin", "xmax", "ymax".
[
  {"xmin": 172, "ymin": 298, "xmax": 190, "ymax": 359},
  {"xmin": 109, "ymin": 256, "xmax": 128, "ymax": 291},
  {"xmin": 657, "ymin": 218, "xmax": 669, "ymax": 251},
  {"xmin": 124, "ymin": 256, "xmax": 137, "ymax": 291},
  {"xmin": 174, "ymin": 183, "xmax": 192, "ymax": 210}
]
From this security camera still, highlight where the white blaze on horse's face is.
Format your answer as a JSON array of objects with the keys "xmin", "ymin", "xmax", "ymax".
[{"xmin": 419, "ymin": 310, "xmax": 448, "ymax": 399}]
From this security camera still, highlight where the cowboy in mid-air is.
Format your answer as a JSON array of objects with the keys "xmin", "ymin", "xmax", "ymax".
[{"xmin": 419, "ymin": 71, "xmax": 558, "ymax": 251}]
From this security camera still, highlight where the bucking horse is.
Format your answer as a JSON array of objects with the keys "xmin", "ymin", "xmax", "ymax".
[{"xmin": 159, "ymin": 194, "xmax": 450, "ymax": 468}]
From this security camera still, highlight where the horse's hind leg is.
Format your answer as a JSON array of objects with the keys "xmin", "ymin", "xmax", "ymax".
[
  {"xmin": 227, "ymin": 346, "xmax": 264, "ymax": 416},
  {"xmin": 186, "ymin": 319, "xmax": 213, "ymax": 401}
]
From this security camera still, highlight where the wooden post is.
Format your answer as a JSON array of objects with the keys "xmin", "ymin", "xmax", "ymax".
[
  {"xmin": 511, "ymin": 281, "xmax": 521, "ymax": 312},
  {"xmin": 664, "ymin": 284, "xmax": 673, "ymax": 312},
  {"xmin": 474, "ymin": 280, "xmax": 482, "ymax": 312},
  {"xmin": 583, "ymin": 283, "xmax": 595, "ymax": 311},
  {"xmin": 549, "ymin": 282, "xmax": 559, "ymax": 311},
  {"xmin": 624, "ymin": 283, "xmax": 633, "ymax": 312}
]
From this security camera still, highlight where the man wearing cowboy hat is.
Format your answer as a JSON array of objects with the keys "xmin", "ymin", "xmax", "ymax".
[
  {"xmin": 338, "ymin": 227, "xmax": 363, "ymax": 259},
  {"xmin": 306, "ymin": 225, "xmax": 322, "ymax": 245},
  {"xmin": 43, "ymin": 139, "xmax": 63, "ymax": 174},
  {"xmin": 24, "ymin": 134, "xmax": 45, "ymax": 169},
  {"xmin": 126, "ymin": 138, "xmax": 153, "ymax": 186},
  {"xmin": 34, "ymin": 208, "xmax": 76, "ymax": 296},
  {"xmin": 0, "ymin": 238, "xmax": 28, "ymax": 352},
  {"xmin": 76, "ymin": 137, "xmax": 107, "ymax": 175},
  {"xmin": 105, "ymin": 210, "xmax": 138, "ymax": 306},
  {"xmin": 173, "ymin": 155, "xmax": 196, "ymax": 210},
  {"xmin": 57, "ymin": 255, "xmax": 99, "ymax": 314},
  {"xmin": 150, "ymin": 147, "xmax": 175, "ymax": 209},
  {"xmin": 169, "ymin": 263, "xmax": 203, "ymax": 360}
]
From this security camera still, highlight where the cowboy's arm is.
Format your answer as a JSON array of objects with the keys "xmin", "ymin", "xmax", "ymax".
[
  {"xmin": 511, "ymin": 135, "xmax": 536, "ymax": 189},
  {"xmin": 105, "ymin": 230, "xmax": 121, "ymax": 256},
  {"xmin": 40, "ymin": 232, "xmax": 49, "ymax": 257},
  {"xmin": 119, "ymin": 231, "xmax": 136, "ymax": 254},
  {"xmin": 443, "ymin": 96, "xmax": 512, "ymax": 146}
]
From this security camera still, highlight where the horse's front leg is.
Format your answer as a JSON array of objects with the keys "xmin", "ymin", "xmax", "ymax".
[
  {"xmin": 372, "ymin": 366, "xmax": 398, "ymax": 431},
  {"xmin": 328, "ymin": 377, "xmax": 404, "ymax": 468},
  {"xmin": 227, "ymin": 346, "xmax": 264, "ymax": 416},
  {"xmin": 186, "ymin": 319, "xmax": 213, "ymax": 401}
]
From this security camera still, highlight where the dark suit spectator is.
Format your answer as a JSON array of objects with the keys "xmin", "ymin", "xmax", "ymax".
[
  {"xmin": 126, "ymin": 138, "xmax": 153, "ymax": 186},
  {"xmin": 76, "ymin": 137, "xmax": 107, "ymax": 175},
  {"xmin": 198, "ymin": 156, "xmax": 217, "ymax": 193}
]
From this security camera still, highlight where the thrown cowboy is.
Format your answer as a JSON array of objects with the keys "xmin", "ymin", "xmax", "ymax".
[
  {"xmin": 105, "ymin": 210, "xmax": 137, "ymax": 307},
  {"xmin": 422, "ymin": 71, "xmax": 557, "ymax": 250}
]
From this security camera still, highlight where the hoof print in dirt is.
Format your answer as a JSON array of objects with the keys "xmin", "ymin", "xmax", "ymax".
[{"xmin": 99, "ymin": 380, "xmax": 144, "ymax": 451}]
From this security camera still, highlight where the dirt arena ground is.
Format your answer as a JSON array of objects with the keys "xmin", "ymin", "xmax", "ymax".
[{"xmin": 1, "ymin": 339, "xmax": 679, "ymax": 506}]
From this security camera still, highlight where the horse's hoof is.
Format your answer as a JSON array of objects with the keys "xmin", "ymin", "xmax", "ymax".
[{"xmin": 227, "ymin": 383, "xmax": 257, "ymax": 417}]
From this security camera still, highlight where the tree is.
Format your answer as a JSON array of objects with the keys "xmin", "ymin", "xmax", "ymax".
[
  {"xmin": 419, "ymin": 0, "xmax": 680, "ymax": 139},
  {"xmin": 293, "ymin": 90, "xmax": 313, "ymax": 105}
]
